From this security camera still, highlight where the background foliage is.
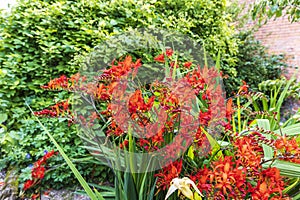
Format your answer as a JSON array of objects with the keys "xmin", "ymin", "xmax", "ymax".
[
  {"xmin": 224, "ymin": 30, "xmax": 287, "ymax": 94},
  {"xmin": 252, "ymin": 0, "xmax": 300, "ymax": 23}
]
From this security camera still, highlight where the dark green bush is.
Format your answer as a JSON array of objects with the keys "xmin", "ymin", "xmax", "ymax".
[
  {"xmin": 222, "ymin": 30, "xmax": 287, "ymax": 94},
  {"xmin": 0, "ymin": 0, "xmax": 238, "ymax": 189}
]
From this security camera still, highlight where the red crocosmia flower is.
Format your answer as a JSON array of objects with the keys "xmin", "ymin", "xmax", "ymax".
[
  {"xmin": 23, "ymin": 179, "xmax": 34, "ymax": 191},
  {"xmin": 119, "ymin": 140, "xmax": 129, "ymax": 149},
  {"xmin": 101, "ymin": 103, "xmax": 112, "ymax": 116},
  {"xmin": 199, "ymin": 109, "xmax": 212, "ymax": 126},
  {"xmin": 155, "ymin": 160, "xmax": 182, "ymax": 191},
  {"xmin": 23, "ymin": 150, "xmax": 57, "ymax": 191},
  {"xmin": 43, "ymin": 150, "xmax": 56, "ymax": 160},
  {"xmin": 132, "ymin": 58, "xmax": 142, "ymax": 78},
  {"xmin": 41, "ymin": 75, "xmax": 69, "ymax": 90},
  {"xmin": 222, "ymin": 121, "xmax": 232, "ymax": 131},
  {"xmin": 88, "ymin": 111, "xmax": 100, "ymax": 125},
  {"xmin": 106, "ymin": 120, "xmax": 124, "ymax": 136},
  {"xmin": 32, "ymin": 166, "xmax": 46, "ymax": 179},
  {"xmin": 33, "ymin": 109, "xmax": 57, "ymax": 117},
  {"xmin": 185, "ymin": 70, "xmax": 206, "ymax": 95},
  {"xmin": 252, "ymin": 167, "xmax": 285, "ymax": 200},
  {"xmin": 162, "ymin": 135, "xmax": 188, "ymax": 162},
  {"xmin": 166, "ymin": 48, "xmax": 173, "ymax": 57},
  {"xmin": 34, "ymin": 100, "xmax": 71, "ymax": 118},
  {"xmin": 128, "ymin": 90, "xmax": 155, "ymax": 113},
  {"xmin": 85, "ymin": 82, "xmax": 97, "ymax": 96},
  {"xmin": 43, "ymin": 190, "xmax": 50, "ymax": 197},
  {"xmin": 273, "ymin": 135, "xmax": 300, "ymax": 163},
  {"xmin": 225, "ymin": 98, "xmax": 233, "ymax": 122},
  {"xmin": 95, "ymin": 83, "xmax": 109, "ymax": 101},
  {"xmin": 275, "ymin": 135, "xmax": 300, "ymax": 153},
  {"xmin": 34, "ymin": 159, "xmax": 44, "ymax": 168},
  {"xmin": 34, "ymin": 150, "xmax": 56, "ymax": 167},
  {"xmin": 101, "ymin": 55, "xmax": 141, "ymax": 81},
  {"xmin": 238, "ymin": 80, "xmax": 249, "ymax": 95},
  {"xmin": 252, "ymin": 181, "xmax": 270, "ymax": 200},
  {"xmin": 139, "ymin": 138, "xmax": 150, "ymax": 150},
  {"xmin": 195, "ymin": 127, "xmax": 211, "ymax": 151},
  {"xmin": 154, "ymin": 53, "xmax": 165, "ymax": 63},
  {"xmin": 61, "ymin": 100, "xmax": 69, "ymax": 111},
  {"xmin": 209, "ymin": 156, "xmax": 247, "ymax": 198},
  {"xmin": 31, "ymin": 193, "xmax": 40, "ymax": 200},
  {"xmin": 160, "ymin": 92, "xmax": 179, "ymax": 112},
  {"xmin": 150, "ymin": 127, "xmax": 165, "ymax": 146},
  {"xmin": 69, "ymin": 73, "xmax": 86, "ymax": 88},
  {"xmin": 190, "ymin": 166, "xmax": 212, "ymax": 193},
  {"xmin": 170, "ymin": 61, "xmax": 179, "ymax": 68},
  {"xmin": 234, "ymin": 136, "xmax": 263, "ymax": 170},
  {"xmin": 123, "ymin": 55, "xmax": 133, "ymax": 70},
  {"xmin": 183, "ymin": 61, "xmax": 192, "ymax": 68},
  {"xmin": 201, "ymin": 90, "xmax": 211, "ymax": 100}
]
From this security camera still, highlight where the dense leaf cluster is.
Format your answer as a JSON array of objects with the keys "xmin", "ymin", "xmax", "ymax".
[
  {"xmin": 252, "ymin": 0, "xmax": 300, "ymax": 23},
  {"xmin": 223, "ymin": 30, "xmax": 287, "ymax": 94}
]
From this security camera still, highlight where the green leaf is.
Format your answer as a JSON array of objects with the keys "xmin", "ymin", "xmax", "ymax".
[
  {"xmin": 0, "ymin": 113, "xmax": 8, "ymax": 124},
  {"xmin": 27, "ymin": 103, "xmax": 103, "ymax": 200},
  {"xmin": 215, "ymin": 51, "xmax": 221, "ymax": 71},
  {"xmin": 256, "ymin": 119, "xmax": 273, "ymax": 159},
  {"xmin": 187, "ymin": 146, "xmax": 195, "ymax": 160},
  {"xmin": 283, "ymin": 178, "xmax": 300, "ymax": 194},
  {"xmin": 201, "ymin": 127, "xmax": 222, "ymax": 159},
  {"xmin": 274, "ymin": 123, "xmax": 300, "ymax": 136},
  {"xmin": 124, "ymin": 172, "xmax": 138, "ymax": 200},
  {"xmin": 263, "ymin": 160, "xmax": 300, "ymax": 178}
]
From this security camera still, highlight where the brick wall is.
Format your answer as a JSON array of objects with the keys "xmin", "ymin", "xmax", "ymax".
[{"xmin": 237, "ymin": 0, "xmax": 300, "ymax": 81}]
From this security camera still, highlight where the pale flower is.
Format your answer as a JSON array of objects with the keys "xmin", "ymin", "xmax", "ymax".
[{"xmin": 165, "ymin": 177, "xmax": 203, "ymax": 200}]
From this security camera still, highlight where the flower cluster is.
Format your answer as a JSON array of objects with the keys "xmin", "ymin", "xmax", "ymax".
[
  {"xmin": 34, "ymin": 100, "xmax": 71, "ymax": 118},
  {"xmin": 35, "ymin": 48, "xmax": 300, "ymax": 200},
  {"xmin": 40, "ymin": 73, "xmax": 86, "ymax": 90},
  {"xmin": 155, "ymin": 160, "xmax": 182, "ymax": 192},
  {"xmin": 35, "ymin": 49, "xmax": 212, "ymax": 155},
  {"xmin": 274, "ymin": 135, "xmax": 300, "ymax": 163},
  {"xmin": 34, "ymin": 100, "xmax": 74, "ymax": 125},
  {"xmin": 153, "ymin": 78, "xmax": 299, "ymax": 199},
  {"xmin": 158, "ymin": 135, "xmax": 287, "ymax": 199},
  {"xmin": 23, "ymin": 150, "xmax": 57, "ymax": 191}
]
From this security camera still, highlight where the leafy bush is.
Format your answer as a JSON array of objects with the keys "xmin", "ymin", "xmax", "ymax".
[
  {"xmin": 1, "ymin": 117, "xmax": 113, "ymax": 190},
  {"xmin": 0, "ymin": 0, "xmax": 239, "ymax": 189},
  {"xmin": 258, "ymin": 77, "xmax": 300, "ymax": 124},
  {"xmin": 222, "ymin": 30, "xmax": 287, "ymax": 94},
  {"xmin": 252, "ymin": 0, "xmax": 300, "ymax": 23}
]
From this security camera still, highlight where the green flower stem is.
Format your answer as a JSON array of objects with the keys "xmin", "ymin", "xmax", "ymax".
[{"xmin": 237, "ymin": 96, "xmax": 241, "ymax": 133}]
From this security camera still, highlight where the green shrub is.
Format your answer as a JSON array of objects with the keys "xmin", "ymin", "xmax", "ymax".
[
  {"xmin": 0, "ymin": 0, "xmax": 238, "ymax": 189},
  {"xmin": 1, "ymin": 116, "xmax": 113, "ymax": 190},
  {"xmin": 222, "ymin": 30, "xmax": 287, "ymax": 94}
]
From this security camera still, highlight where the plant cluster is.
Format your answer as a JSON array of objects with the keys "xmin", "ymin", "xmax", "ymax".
[
  {"xmin": 222, "ymin": 30, "xmax": 287, "ymax": 94},
  {"xmin": 0, "ymin": 0, "xmax": 239, "ymax": 187},
  {"xmin": 0, "ymin": 0, "xmax": 295, "ymax": 196},
  {"xmin": 21, "ymin": 150, "xmax": 56, "ymax": 198}
]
